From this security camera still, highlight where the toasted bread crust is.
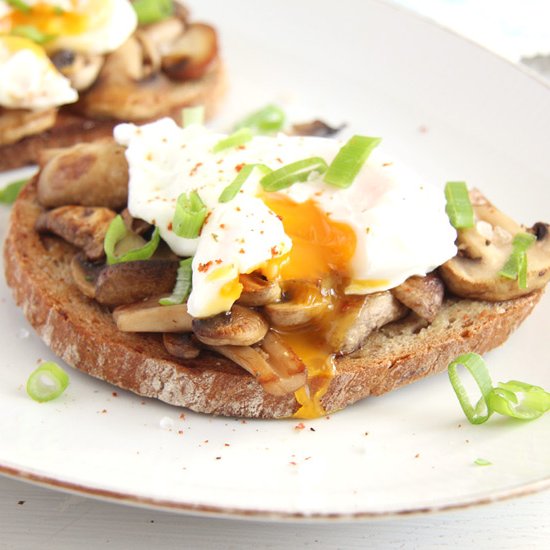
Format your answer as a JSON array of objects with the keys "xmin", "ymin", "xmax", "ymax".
[
  {"xmin": 0, "ymin": 61, "xmax": 226, "ymax": 172},
  {"xmin": 3, "ymin": 179, "xmax": 543, "ymax": 418}
]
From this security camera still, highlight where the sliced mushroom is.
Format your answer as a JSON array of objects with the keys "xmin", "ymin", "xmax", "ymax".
[
  {"xmin": 326, "ymin": 291, "xmax": 407, "ymax": 355},
  {"xmin": 50, "ymin": 49, "xmax": 104, "ymax": 91},
  {"xmin": 391, "ymin": 273, "xmax": 445, "ymax": 322},
  {"xmin": 36, "ymin": 206, "xmax": 116, "ymax": 261},
  {"xmin": 37, "ymin": 140, "xmax": 128, "ymax": 209},
  {"xmin": 440, "ymin": 190, "xmax": 550, "ymax": 300},
  {"xmin": 192, "ymin": 304, "xmax": 269, "ymax": 346},
  {"xmin": 263, "ymin": 280, "xmax": 329, "ymax": 329},
  {"xmin": 95, "ymin": 259, "xmax": 179, "ymax": 307},
  {"xmin": 237, "ymin": 273, "xmax": 281, "ymax": 307},
  {"xmin": 211, "ymin": 331, "xmax": 306, "ymax": 396},
  {"xmin": 0, "ymin": 107, "xmax": 57, "ymax": 147},
  {"xmin": 290, "ymin": 119, "xmax": 344, "ymax": 137},
  {"xmin": 113, "ymin": 296, "xmax": 193, "ymax": 332},
  {"xmin": 161, "ymin": 23, "xmax": 218, "ymax": 80},
  {"xmin": 70, "ymin": 254, "xmax": 103, "ymax": 298},
  {"xmin": 136, "ymin": 17, "xmax": 186, "ymax": 56},
  {"xmin": 163, "ymin": 333, "xmax": 201, "ymax": 359}
]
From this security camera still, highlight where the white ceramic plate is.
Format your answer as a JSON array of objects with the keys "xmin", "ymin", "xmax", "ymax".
[{"xmin": 1, "ymin": 0, "xmax": 549, "ymax": 520}]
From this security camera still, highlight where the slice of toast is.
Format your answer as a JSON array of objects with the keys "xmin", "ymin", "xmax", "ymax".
[{"xmin": 3, "ymin": 178, "xmax": 543, "ymax": 418}]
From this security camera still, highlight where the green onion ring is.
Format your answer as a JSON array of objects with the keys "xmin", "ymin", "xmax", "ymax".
[
  {"xmin": 487, "ymin": 380, "xmax": 550, "ymax": 420},
  {"xmin": 213, "ymin": 128, "xmax": 253, "ymax": 153},
  {"xmin": 444, "ymin": 181, "xmax": 474, "ymax": 229},
  {"xmin": 104, "ymin": 215, "xmax": 160, "ymax": 265},
  {"xmin": 235, "ymin": 104, "xmax": 286, "ymax": 134},
  {"xmin": 0, "ymin": 178, "xmax": 28, "ymax": 204},
  {"xmin": 447, "ymin": 353, "xmax": 494, "ymax": 425},
  {"xmin": 219, "ymin": 164, "xmax": 272, "ymax": 203},
  {"xmin": 260, "ymin": 157, "xmax": 327, "ymax": 192},
  {"xmin": 160, "ymin": 257, "xmax": 193, "ymax": 305},
  {"xmin": 172, "ymin": 190, "xmax": 208, "ymax": 239},
  {"xmin": 26, "ymin": 362, "xmax": 69, "ymax": 402},
  {"xmin": 499, "ymin": 232, "xmax": 536, "ymax": 289},
  {"xmin": 323, "ymin": 135, "xmax": 381, "ymax": 188}
]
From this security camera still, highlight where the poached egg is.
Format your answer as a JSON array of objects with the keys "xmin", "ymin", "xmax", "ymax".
[{"xmin": 115, "ymin": 118, "xmax": 458, "ymax": 319}]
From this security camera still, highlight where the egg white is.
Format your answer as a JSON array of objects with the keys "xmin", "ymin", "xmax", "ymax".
[{"xmin": 115, "ymin": 118, "xmax": 458, "ymax": 318}]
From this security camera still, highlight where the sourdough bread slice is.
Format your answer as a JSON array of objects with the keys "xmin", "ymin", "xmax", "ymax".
[
  {"xmin": 3, "ymin": 179, "xmax": 543, "ymax": 418},
  {"xmin": 0, "ymin": 61, "xmax": 226, "ymax": 172}
]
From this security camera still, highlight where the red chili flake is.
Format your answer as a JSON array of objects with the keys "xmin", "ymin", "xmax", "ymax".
[
  {"xmin": 276, "ymin": 157, "xmax": 284, "ymax": 164},
  {"xmin": 179, "ymin": 413, "xmax": 186, "ymax": 420},
  {"xmin": 112, "ymin": 392, "xmax": 118, "ymax": 397},
  {"xmin": 382, "ymin": 162, "xmax": 393, "ymax": 167},
  {"xmin": 224, "ymin": 443, "xmax": 230, "ymax": 447},
  {"xmin": 289, "ymin": 461, "xmax": 297, "ymax": 466},
  {"xmin": 294, "ymin": 422, "xmax": 305, "ymax": 430},
  {"xmin": 415, "ymin": 453, "xmax": 420, "ymax": 458},
  {"xmin": 271, "ymin": 246, "xmax": 278, "ymax": 258},
  {"xmin": 235, "ymin": 162, "xmax": 245, "ymax": 172},
  {"xmin": 219, "ymin": 223, "xmax": 226, "ymax": 229},
  {"xmin": 304, "ymin": 457, "xmax": 311, "ymax": 461},
  {"xmin": 418, "ymin": 125, "xmax": 429, "ymax": 134},
  {"xmin": 237, "ymin": 145, "xmax": 246, "ymax": 150},
  {"xmin": 203, "ymin": 440, "xmax": 209, "ymax": 444},
  {"xmin": 178, "ymin": 430, "xmax": 184, "ymax": 435},
  {"xmin": 215, "ymin": 258, "xmax": 222, "ymax": 264},
  {"xmin": 198, "ymin": 261, "xmax": 213, "ymax": 273},
  {"xmin": 239, "ymin": 248, "xmax": 245, "ymax": 254},
  {"xmin": 167, "ymin": 221, "xmax": 173, "ymax": 231},
  {"xmin": 189, "ymin": 162, "xmax": 203, "ymax": 176},
  {"xmin": 235, "ymin": 206, "xmax": 241, "ymax": 212}
]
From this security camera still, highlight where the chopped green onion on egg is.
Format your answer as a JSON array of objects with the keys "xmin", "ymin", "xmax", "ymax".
[
  {"xmin": 260, "ymin": 157, "xmax": 328, "ymax": 192},
  {"xmin": 26, "ymin": 362, "xmax": 69, "ymax": 402},
  {"xmin": 173, "ymin": 190, "xmax": 208, "ymax": 238},
  {"xmin": 104, "ymin": 215, "xmax": 160, "ymax": 264},
  {"xmin": 212, "ymin": 128, "xmax": 253, "ymax": 153},
  {"xmin": 324, "ymin": 135, "xmax": 381, "ymax": 188},
  {"xmin": 219, "ymin": 163, "xmax": 272, "ymax": 203},
  {"xmin": 444, "ymin": 181, "xmax": 474, "ymax": 229},
  {"xmin": 11, "ymin": 25, "xmax": 56, "ymax": 44},
  {"xmin": 0, "ymin": 178, "xmax": 28, "ymax": 204},
  {"xmin": 160, "ymin": 257, "xmax": 193, "ymax": 305}
]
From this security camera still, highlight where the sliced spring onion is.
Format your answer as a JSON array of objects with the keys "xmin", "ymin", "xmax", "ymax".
[
  {"xmin": 173, "ymin": 190, "xmax": 207, "ymax": 238},
  {"xmin": 474, "ymin": 458, "xmax": 492, "ymax": 466},
  {"xmin": 323, "ymin": 135, "xmax": 381, "ymax": 189},
  {"xmin": 212, "ymin": 128, "xmax": 253, "ymax": 153},
  {"xmin": 160, "ymin": 257, "xmax": 193, "ymax": 305},
  {"xmin": 7, "ymin": 0, "xmax": 30, "ymax": 12},
  {"xmin": 487, "ymin": 380, "xmax": 550, "ymax": 420},
  {"xmin": 499, "ymin": 232, "xmax": 536, "ymax": 289},
  {"xmin": 132, "ymin": 0, "xmax": 173, "ymax": 25},
  {"xmin": 11, "ymin": 25, "xmax": 56, "ymax": 44},
  {"xmin": 235, "ymin": 104, "xmax": 286, "ymax": 134},
  {"xmin": 0, "ymin": 178, "xmax": 27, "ymax": 204},
  {"xmin": 444, "ymin": 181, "xmax": 474, "ymax": 229},
  {"xmin": 260, "ymin": 157, "xmax": 327, "ymax": 192},
  {"xmin": 26, "ymin": 362, "xmax": 69, "ymax": 403},
  {"xmin": 182, "ymin": 105, "xmax": 204, "ymax": 128},
  {"xmin": 104, "ymin": 215, "xmax": 160, "ymax": 265},
  {"xmin": 219, "ymin": 163, "xmax": 272, "ymax": 203},
  {"xmin": 447, "ymin": 353, "xmax": 494, "ymax": 425}
]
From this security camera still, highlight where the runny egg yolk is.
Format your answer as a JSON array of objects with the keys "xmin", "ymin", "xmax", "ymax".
[
  {"xmin": 261, "ymin": 194, "xmax": 357, "ymax": 419},
  {"xmin": 2, "ymin": 2, "xmax": 93, "ymax": 38}
]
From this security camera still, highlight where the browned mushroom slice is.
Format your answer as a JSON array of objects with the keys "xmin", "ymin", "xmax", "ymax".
[
  {"xmin": 161, "ymin": 23, "xmax": 218, "ymax": 80},
  {"xmin": 37, "ymin": 140, "xmax": 129, "ymax": 209},
  {"xmin": 192, "ymin": 304, "xmax": 269, "ymax": 346},
  {"xmin": 0, "ymin": 107, "xmax": 57, "ymax": 147},
  {"xmin": 326, "ymin": 291, "xmax": 407, "ymax": 355},
  {"xmin": 70, "ymin": 254, "xmax": 103, "ymax": 298},
  {"xmin": 440, "ymin": 189, "xmax": 550, "ymax": 300},
  {"xmin": 113, "ymin": 296, "xmax": 193, "ymax": 332},
  {"xmin": 211, "ymin": 332, "xmax": 306, "ymax": 396},
  {"xmin": 95, "ymin": 259, "xmax": 179, "ymax": 306},
  {"xmin": 36, "ymin": 206, "xmax": 116, "ymax": 261},
  {"xmin": 237, "ymin": 273, "xmax": 281, "ymax": 307},
  {"xmin": 263, "ymin": 280, "xmax": 329, "ymax": 329},
  {"xmin": 50, "ymin": 49, "xmax": 104, "ymax": 91},
  {"xmin": 163, "ymin": 333, "xmax": 201, "ymax": 359},
  {"xmin": 290, "ymin": 119, "xmax": 344, "ymax": 137},
  {"xmin": 391, "ymin": 273, "xmax": 445, "ymax": 322}
]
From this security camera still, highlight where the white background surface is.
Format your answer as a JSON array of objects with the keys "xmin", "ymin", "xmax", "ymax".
[{"xmin": 2, "ymin": 0, "xmax": 550, "ymax": 547}]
